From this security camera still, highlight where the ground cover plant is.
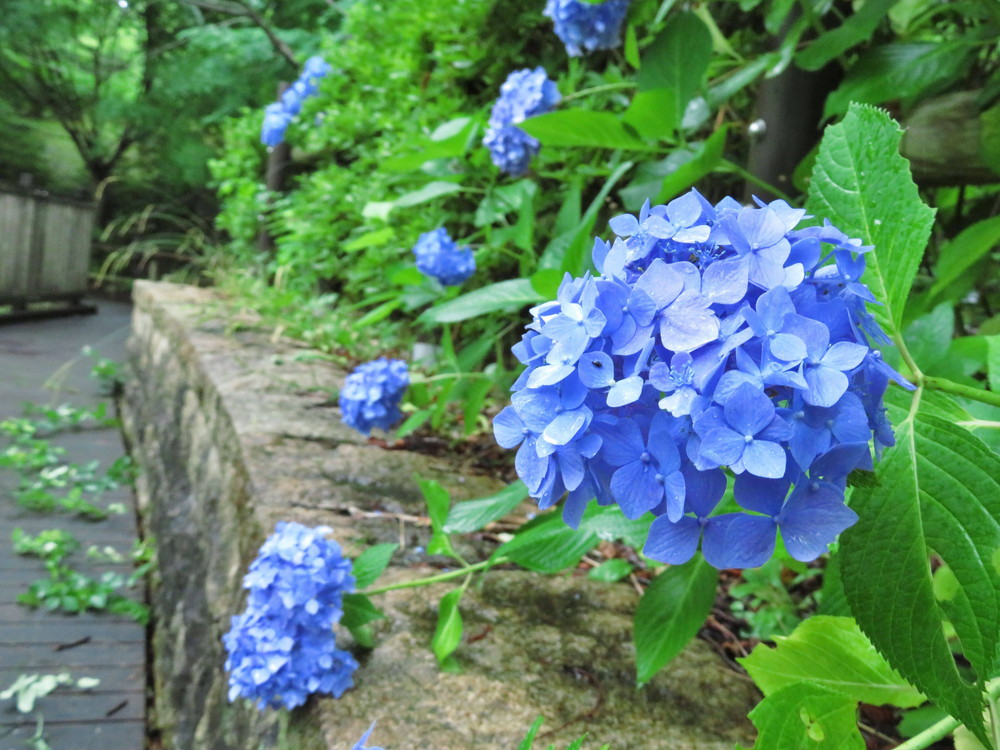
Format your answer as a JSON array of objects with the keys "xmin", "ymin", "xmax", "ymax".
[{"xmin": 195, "ymin": 0, "xmax": 1000, "ymax": 747}]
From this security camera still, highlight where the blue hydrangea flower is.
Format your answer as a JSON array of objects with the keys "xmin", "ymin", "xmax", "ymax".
[
  {"xmin": 544, "ymin": 0, "xmax": 631, "ymax": 56},
  {"xmin": 339, "ymin": 358, "xmax": 409, "ymax": 436},
  {"xmin": 223, "ymin": 522, "xmax": 358, "ymax": 710},
  {"xmin": 260, "ymin": 56, "xmax": 332, "ymax": 147},
  {"xmin": 351, "ymin": 722, "xmax": 385, "ymax": 750},
  {"xmin": 495, "ymin": 189, "xmax": 912, "ymax": 569},
  {"xmin": 413, "ymin": 228, "xmax": 476, "ymax": 286},
  {"xmin": 262, "ymin": 103, "xmax": 294, "ymax": 148},
  {"xmin": 483, "ymin": 68, "xmax": 561, "ymax": 176}
]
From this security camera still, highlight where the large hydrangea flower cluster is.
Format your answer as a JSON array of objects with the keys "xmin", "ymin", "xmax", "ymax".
[
  {"xmin": 413, "ymin": 228, "xmax": 476, "ymax": 286},
  {"xmin": 494, "ymin": 189, "xmax": 911, "ymax": 569},
  {"xmin": 261, "ymin": 56, "xmax": 332, "ymax": 147},
  {"xmin": 339, "ymin": 358, "xmax": 409, "ymax": 435},
  {"xmin": 483, "ymin": 68, "xmax": 561, "ymax": 177},
  {"xmin": 544, "ymin": 0, "xmax": 631, "ymax": 57},
  {"xmin": 223, "ymin": 522, "xmax": 357, "ymax": 709}
]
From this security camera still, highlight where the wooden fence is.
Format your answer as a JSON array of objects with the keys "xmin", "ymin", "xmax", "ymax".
[{"xmin": 0, "ymin": 187, "xmax": 95, "ymax": 316}]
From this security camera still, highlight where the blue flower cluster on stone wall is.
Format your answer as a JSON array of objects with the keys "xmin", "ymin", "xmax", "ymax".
[
  {"xmin": 494, "ymin": 189, "xmax": 911, "ymax": 569},
  {"xmin": 339, "ymin": 358, "xmax": 410, "ymax": 435},
  {"xmin": 223, "ymin": 522, "xmax": 357, "ymax": 709}
]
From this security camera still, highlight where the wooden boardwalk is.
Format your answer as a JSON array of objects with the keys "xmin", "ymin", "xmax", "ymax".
[{"xmin": 0, "ymin": 302, "xmax": 146, "ymax": 750}]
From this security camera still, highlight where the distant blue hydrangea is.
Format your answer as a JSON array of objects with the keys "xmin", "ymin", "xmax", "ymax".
[
  {"xmin": 413, "ymin": 228, "xmax": 476, "ymax": 286},
  {"xmin": 260, "ymin": 55, "xmax": 332, "ymax": 147},
  {"xmin": 483, "ymin": 68, "xmax": 561, "ymax": 176},
  {"xmin": 351, "ymin": 722, "xmax": 385, "ymax": 750},
  {"xmin": 339, "ymin": 358, "xmax": 409, "ymax": 435},
  {"xmin": 544, "ymin": 0, "xmax": 631, "ymax": 56},
  {"xmin": 494, "ymin": 189, "xmax": 913, "ymax": 569},
  {"xmin": 223, "ymin": 522, "xmax": 358, "ymax": 710}
]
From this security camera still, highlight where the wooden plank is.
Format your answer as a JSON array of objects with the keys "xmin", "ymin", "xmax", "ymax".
[
  {"xmin": 0, "ymin": 193, "xmax": 35, "ymax": 298},
  {"xmin": 0, "ymin": 692, "xmax": 144, "ymax": 724},
  {"xmin": 0, "ymin": 719, "xmax": 146, "ymax": 750},
  {"xmin": 0, "ymin": 641, "xmax": 144, "ymax": 668},
  {"xmin": 0, "ymin": 621, "xmax": 144, "ymax": 643}
]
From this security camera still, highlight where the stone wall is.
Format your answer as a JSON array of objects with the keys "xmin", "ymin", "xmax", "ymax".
[{"xmin": 120, "ymin": 281, "xmax": 757, "ymax": 750}]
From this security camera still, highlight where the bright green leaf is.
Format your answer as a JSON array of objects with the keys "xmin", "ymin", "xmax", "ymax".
[
  {"xmin": 443, "ymin": 481, "xmax": 528, "ymax": 534},
  {"xmin": 341, "ymin": 593, "xmax": 386, "ymax": 631},
  {"xmin": 416, "ymin": 476, "xmax": 456, "ymax": 558},
  {"xmin": 634, "ymin": 557, "xmax": 718, "ymax": 683},
  {"xmin": 352, "ymin": 543, "xmax": 398, "ymax": 590},
  {"xmin": 432, "ymin": 588, "xmax": 464, "ymax": 665},
  {"xmin": 419, "ymin": 279, "xmax": 542, "ymax": 324},
  {"xmin": 587, "ymin": 558, "xmax": 633, "ymax": 582},
  {"xmin": 343, "ymin": 227, "xmax": 395, "ymax": 252},
  {"xmin": 739, "ymin": 616, "xmax": 924, "ymax": 707},
  {"xmin": 638, "ymin": 12, "xmax": 712, "ymax": 128},
  {"xmin": 840, "ymin": 407, "xmax": 1000, "ymax": 745},
  {"xmin": 743, "ymin": 683, "xmax": 865, "ymax": 750},
  {"xmin": 622, "ymin": 88, "xmax": 678, "ymax": 141},
  {"xmin": 624, "ymin": 23, "xmax": 639, "ymax": 69},
  {"xmin": 391, "ymin": 180, "xmax": 464, "ymax": 208},
  {"xmin": 530, "ymin": 268, "xmax": 563, "ymax": 299},
  {"xmin": 494, "ymin": 512, "xmax": 598, "ymax": 574},
  {"xmin": 519, "ymin": 110, "xmax": 651, "ymax": 151},
  {"xmin": 518, "ymin": 716, "xmax": 545, "ymax": 750},
  {"xmin": 987, "ymin": 336, "xmax": 1000, "ymax": 393},
  {"xmin": 806, "ymin": 103, "xmax": 935, "ymax": 334}
]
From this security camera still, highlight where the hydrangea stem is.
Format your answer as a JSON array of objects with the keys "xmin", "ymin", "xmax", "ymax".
[
  {"xmin": 924, "ymin": 376, "xmax": 1000, "ymax": 409},
  {"xmin": 363, "ymin": 557, "xmax": 508, "ymax": 596},
  {"xmin": 892, "ymin": 331, "xmax": 1000, "ymax": 409},
  {"xmin": 893, "ymin": 680, "xmax": 1000, "ymax": 750},
  {"xmin": 561, "ymin": 81, "xmax": 636, "ymax": 103}
]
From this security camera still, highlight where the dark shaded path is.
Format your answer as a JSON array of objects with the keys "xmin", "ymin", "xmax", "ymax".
[{"xmin": 0, "ymin": 301, "xmax": 146, "ymax": 750}]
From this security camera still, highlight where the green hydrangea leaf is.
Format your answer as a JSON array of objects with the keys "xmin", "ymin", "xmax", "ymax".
[
  {"xmin": 443, "ymin": 481, "xmax": 528, "ymax": 534},
  {"xmin": 806, "ymin": 103, "xmax": 935, "ymax": 335},
  {"xmin": 494, "ymin": 511, "xmax": 598, "ymax": 574},
  {"xmin": 739, "ymin": 616, "xmax": 924, "ymax": 707},
  {"xmin": 637, "ymin": 11, "xmax": 712, "ymax": 128},
  {"xmin": 633, "ymin": 557, "xmax": 717, "ymax": 684},
  {"xmin": 419, "ymin": 279, "xmax": 543, "ymax": 324},
  {"xmin": 840, "ymin": 407, "xmax": 1000, "ymax": 746},
  {"xmin": 519, "ymin": 110, "xmax": 652, "ymax": 151},
  {"xmin": 352, "ymin": 543, "xmax": 398, "ymax": 590},
  {"xmin": 432, "ymin": 588, "xmax": 464, "ymax": 666},
  {"xmin": 743, "ymin": 683, "xmax": 865, "ymax": 750}
]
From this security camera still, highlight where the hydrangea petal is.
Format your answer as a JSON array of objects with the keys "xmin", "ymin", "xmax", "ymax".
[
  {"xmin": 779, "ymin": 483, "xmax": 858, "ymax": 561},
  {"xmin": 611, "ymin": 461, "xmax": 662, "ymax": 518},
  {"xmin": 643, "ymin": 516, "xmax": 701, "ymax": 564},
  {"xmin": 702, "ymin": 514, "xmax": 776, "ymax": 569}
]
